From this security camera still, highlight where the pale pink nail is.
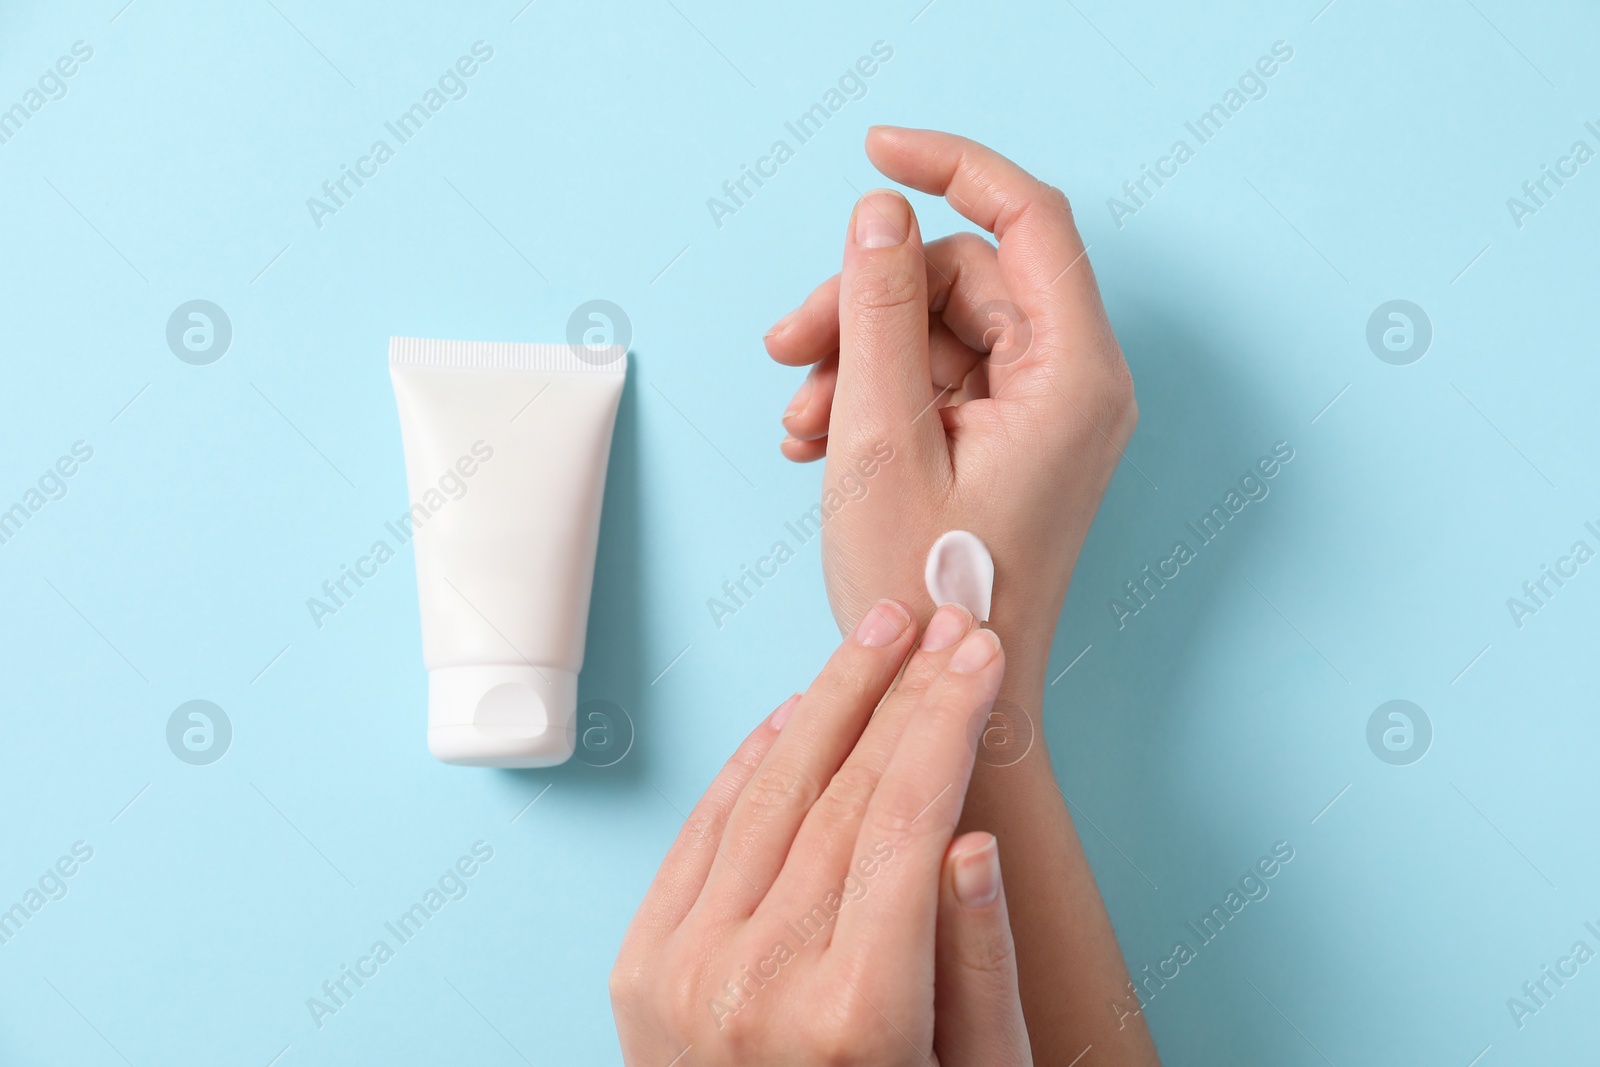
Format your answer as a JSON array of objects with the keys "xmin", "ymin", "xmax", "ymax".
[
  {"xmin": 853, "ymin": 600, "xmax": 910, "ymax": 648},
  {"xmin": 770, "ymin": 693, "xmax": 801, "ymax": 731},
  {"xmin": 920, "ymin": 603, "xmax": 972, "ymax": 652},
  {"xmin": 782, "ymin": 372, "xmax": 815, "ymax": 422},
  {"xmin": 854, "ymin": 190, "xmax": 910, "ymax": 248},
  {"xmin": 952, "ymin": 835, "xmax": 1000, "ymax": 908},
  {"xmin": 949, "ymin": 628, "xmax": 1001, "ymax": 673}
]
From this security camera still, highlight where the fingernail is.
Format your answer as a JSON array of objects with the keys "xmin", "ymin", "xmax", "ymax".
[
  {"xmin": 953, "ymin": 835, "xmax": 1000, "ymax": 908},
  {"xmin": 854, "ymin": 190, "xmax": 909, "ymax": 248},
  {"xmin": 854, "ymin": 599, "xmax": 910, "ymax": 648},
  {"xmin": 782, "ymin": 371, "xmax": 815, "ymax": 422},
  {"xmin": 767, "ymin": 307, "xmax": 798, "ymax": 338},
  {"xmin": 949, "ymin": 628, "xmax": 1001, "ymax": 673},
  {"xmin": 921, "ymin": 603, "xmax": 973, "ymax": 652},
  {"xmin": 770, "ymin": 693, "xmax": 801, "ymax": 731}
]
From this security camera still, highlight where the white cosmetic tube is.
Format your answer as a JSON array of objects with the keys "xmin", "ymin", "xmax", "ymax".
[{"xmin": 390, "ymin": 337, "xmax": 626, "ymax": 767}]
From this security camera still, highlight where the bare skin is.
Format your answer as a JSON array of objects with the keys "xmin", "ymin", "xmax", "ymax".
[
  {"xmin": 764, "ymin": 127, "xmax": 1161, "ymax": 1065},
  {"xmin": 612, "ymin": 603, "xmax": 1032, "ymax": 1065}
]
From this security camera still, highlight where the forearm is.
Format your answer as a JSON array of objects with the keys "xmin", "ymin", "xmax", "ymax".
[{"xmin": 959, "ymin": 648, "xmax": 1161, "ymax": 1066}]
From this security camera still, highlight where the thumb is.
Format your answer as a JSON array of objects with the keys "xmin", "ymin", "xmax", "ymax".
[{"xmin": 934, "ymin": 832, "xmax": 1032, "ymax": 1067}]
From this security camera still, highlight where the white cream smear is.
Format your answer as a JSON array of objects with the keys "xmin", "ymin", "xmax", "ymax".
[{"xmin": 924, "ymin": 530, "xmax": 994, "ymax": 621}]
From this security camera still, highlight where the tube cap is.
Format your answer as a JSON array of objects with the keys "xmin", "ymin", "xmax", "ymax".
[{"xmin": 427, "ymin": 665, "xmax": 577, "ymax": 767}]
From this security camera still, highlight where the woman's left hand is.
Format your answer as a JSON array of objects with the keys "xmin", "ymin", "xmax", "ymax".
[{"xmin": 611, "ymin": 601, "xmax": 1031, "ymax": 1066}]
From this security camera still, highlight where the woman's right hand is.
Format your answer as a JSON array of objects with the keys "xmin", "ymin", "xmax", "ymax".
[{"xmin": 611, "ymin": 601, "xmax": 1031, "ymax": 1066}]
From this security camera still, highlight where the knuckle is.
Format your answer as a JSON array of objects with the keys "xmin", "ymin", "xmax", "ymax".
[
  {"xmin": 815, "ymin": 762, "xmax": 878, "ymax": 826},
  {"xmin": 678, "ymin": 807, "xmax": 722, "ymax": 848},
  {"xmin": 955, "ymin": 926, "xmax": 1019, "ymax": 979},
  {"xmin": 947, "ymin": 230, "xmax": 994, "ymax": 259},
  {"xmin": 848, "ymin": 263, "xmax": 922, "ymax": 318},
  {"xmin": 895, "ymin": 650, "xmax": 946, "ymax": 697},
  {"xmin": 810, "ymin": 1032, "xmax": 861, "ymax": 1065},
  {"xmin": 871, "ymin": 792, "xmax": 950, "ymax": 853},
  {"xmin": 1040, "ymin": 180, "xmax": 1074, "ymax": 219},
  {"xmin": 801, "ymin": 1009, "xmax": 857, "ymax": 1065},
  {"xmin": 829, "ymin": 420, "xmax": 898, "ymax": 464},
  {"xmin": 726, "ymin": 737, "xmax": 767, "ymax": 778},
  {"xmin": 814, "ymin": 998, "xmax": 892, "ymax": 1064},
  {"xmin": 836, "ymin": 996, "xmax": 882, "ymax": 1044},
  {"xmin": 1091, "ymin": 357, "xmax": 1138, "ymax": 438},
  {"xmin": 742, "ymin": 762, "xmax": 814, "ymax": 818},
  {"xmin": 707, "ymin": 742, "xmax": 767, "ymax": 806},
  {"xmin": 716, "ymin": 996, "xmax": 761, "ymax": 1049},
  {"xmin": 607, "ymin": 958, "xmax": 643, "ymax": 1008}
]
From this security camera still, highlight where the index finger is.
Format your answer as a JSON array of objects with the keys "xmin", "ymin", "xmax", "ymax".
[
  {"xmin": 690, "ymin": 599, "xmax": 916, "ymax": 922},
  {"xmin": 829, "ymin": 622, "xmax": 1005, "ymax": 970},
  {"xmin": 864, "ymin": 126, "xmax": 1112, "ymax": 366}
]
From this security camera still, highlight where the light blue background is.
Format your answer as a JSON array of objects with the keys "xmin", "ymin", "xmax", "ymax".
[{"xmin": 2, "ymin": 0, "xmax": 1596, "ymax": 1063}]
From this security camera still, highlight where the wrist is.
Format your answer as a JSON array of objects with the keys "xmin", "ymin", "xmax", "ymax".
[
  {"xmin": 986, "ymin": 582, "xmax": 1068, "ymax": 680},
  {"xmin": 989, "ymin": 613, "xmax": 1050, "ymax": 704},
  {"xmin": 970, "ymin": 639, "xmax": 1055, "ymax": 778}
]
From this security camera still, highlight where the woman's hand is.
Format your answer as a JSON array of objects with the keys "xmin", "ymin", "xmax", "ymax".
[
  {"xmin": 765, "ymin": 129, "xmax": 1163, "ymax": 1065},
  {"xmin": 766, "ymin": 127, "xmax": 1136, "ymax": 673},
  {"xmin": 611, "ymin": 601, "xmax": 1031, "ymax": 1066}
]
